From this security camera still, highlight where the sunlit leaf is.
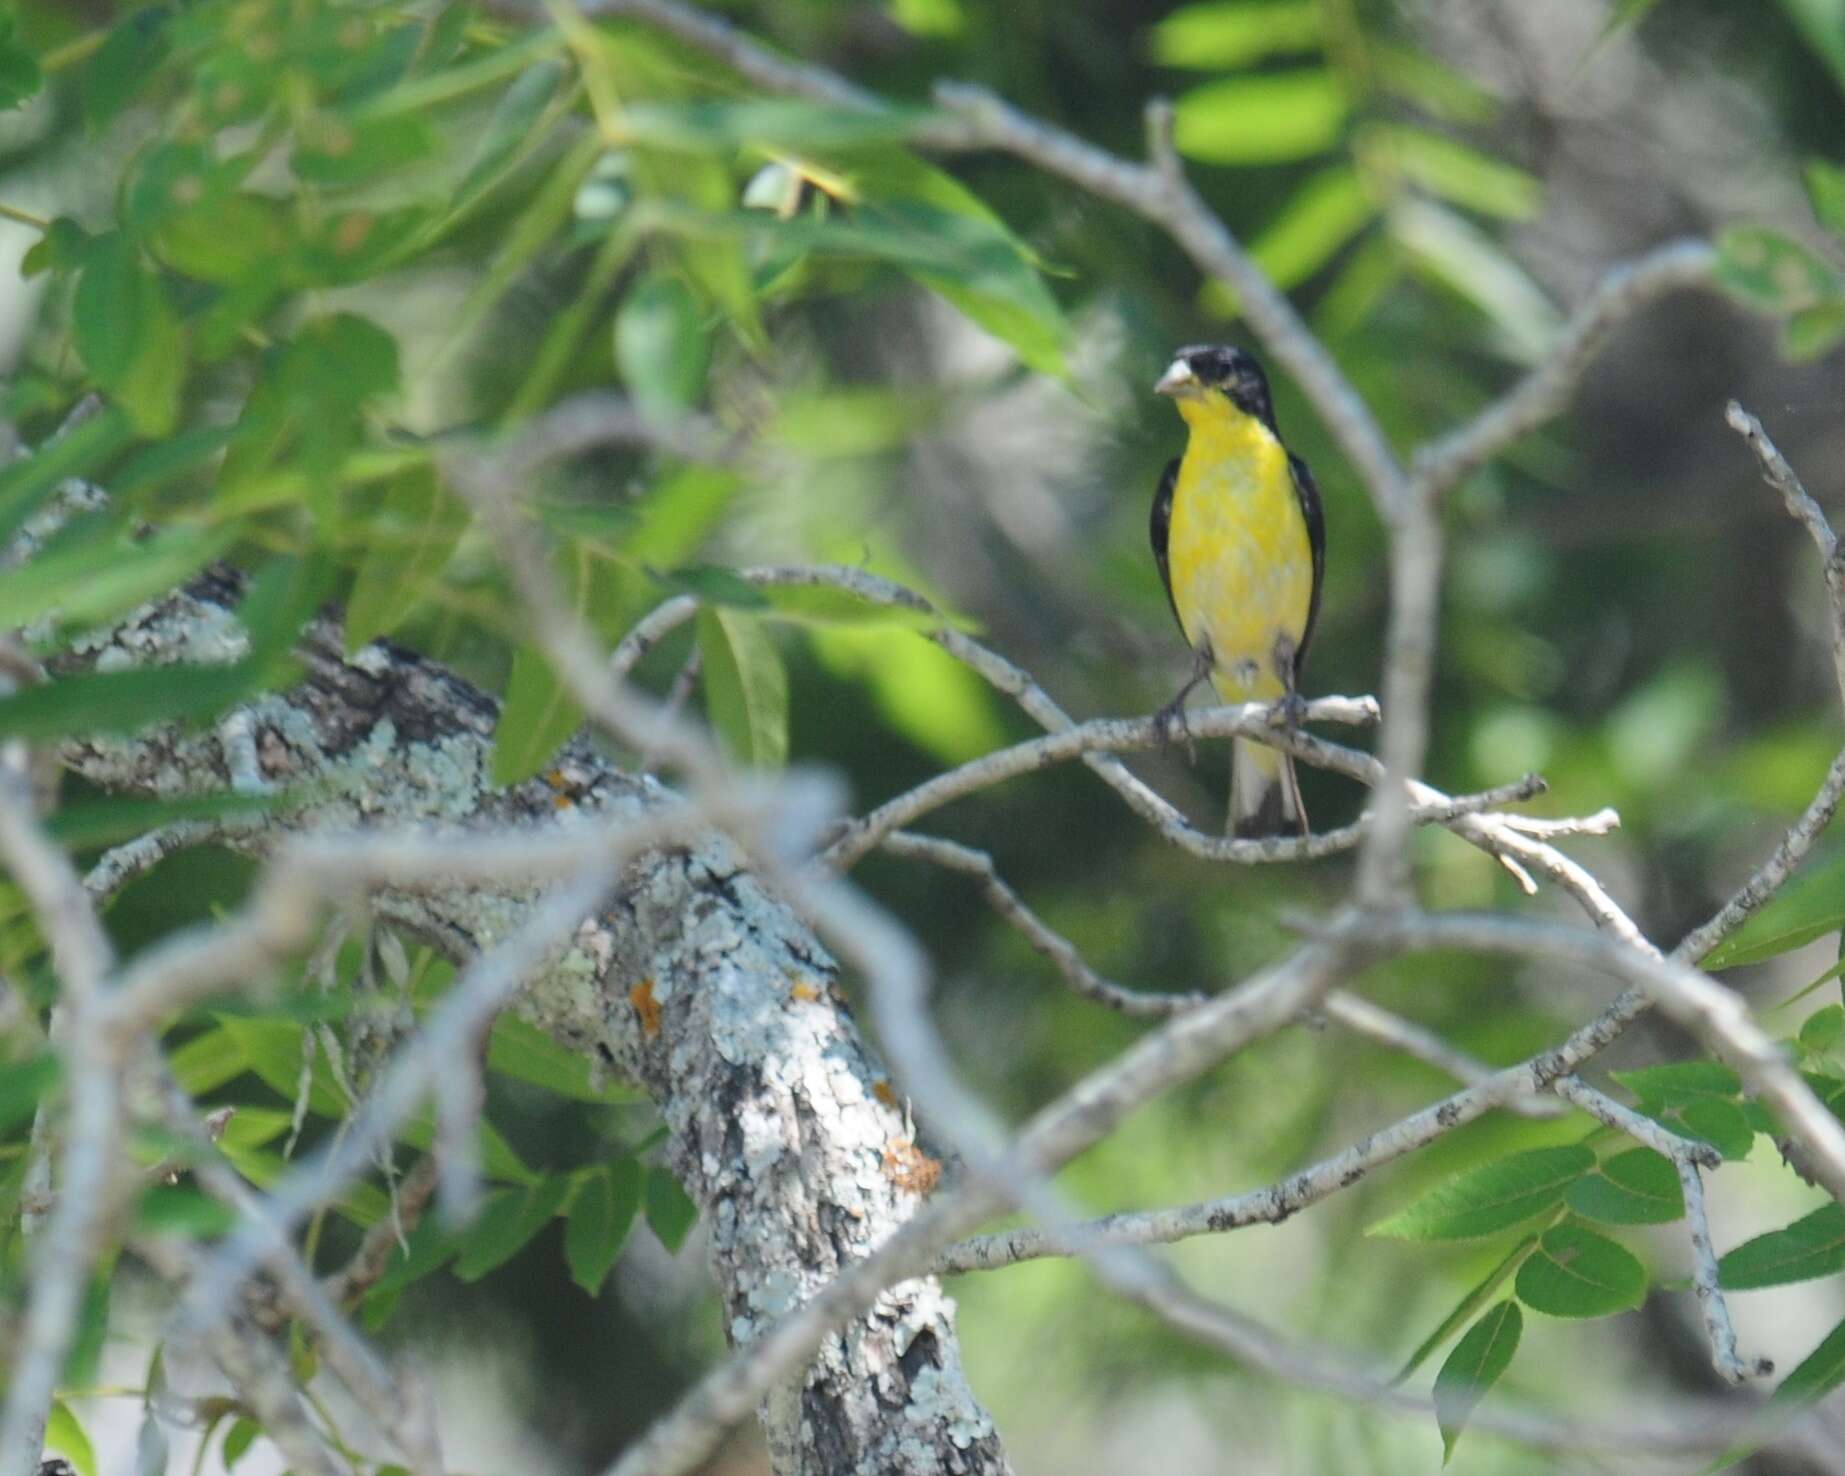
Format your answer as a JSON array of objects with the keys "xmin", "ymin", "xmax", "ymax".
[
  {"xmin": 697, "ymin": 606, "xmax": 789, "ymax": 768},
  {"xmin": 1389, "ymin": 198, "xmax": 1561, "ymax": 362},
  {"xmin": 1514, "ymin": 1223, "xmax": 1646, "ymax": 1317},
  {"xmin": 1774, "ymin": 1313, "xmax": 1845, "ymax": 1408},
  {"xmin": 1249, "ymin": 164, "xmax": 1375, "ymax": 289},
  {"xmin": 1369, "ymin": 1146, "xmax": 1594, "ymax": 1241},
  {"xmin": 1805, "ymin": 158, "xmax": 1845, "ymax": 237},
  {"xmin": 616, "ymin": 98, "xmax": 925, "ymax": 152},
  {"xmin": 1173, "ymin": 69, "xmax": 1349, "ymax": 164},
  {"xmin": 1146, "ymin": 0, "xmax": 1320, "ymax": 69},
  {"xmin": 1611, "ymin": 1060, "xmax": 1742, "ymax": 1102},
  {"xmin": 808, "ymin": 624, "xmax": 1006, "ymax": 764},
  {"xmin": 1802, "ymin": 1004, "xmax": 1845, "ymax": 1053},
  {"xmin": 1362, "ymin": 123, "xmax": 1542, "ymax": 220},
  {"xmin": 1784, "ymin": 301, "xmax": 1845, "ymax": 361},
  {"xmin": 1433, "ymin": 1301, "xmax": 1521, "ymax": 1464},
  {"xmin": 453, "ymin": 1177, "xmax": 569, "ymax": 1281},
  {"xmin": 45, "ymin": 1401, "xmax": 98, "ymax": 1476}
]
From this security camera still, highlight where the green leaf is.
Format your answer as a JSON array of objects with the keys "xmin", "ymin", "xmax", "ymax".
[
  {"xmin": 84, "ymin": 5, "xmax": 171, "ymax": 129},
  {"xmin": 1610, "ymin": 1060, "xmax": 1742, "ymax": 1104},
  {"xmin": 46, "ymin": 790, "xmax": 275, "ymax": 851},
  {"xmin": 1784, "ymin": 301, "xmax": 1845, "ymax": 361},
  {"xmin": 1779, "ymin": 0, "xmax": 1845, "ymax": 96},
  {"xmin": 615, "ymin": 274, "xmax": 710, "ymax": 414},
  {"xmin": 362, "ymin": 1212, "xmax": 460, "ymax": 1301},
  {"xmin": 1675, "ymin": 1098, "xmax": 1756, "ymax": 1161},
  {"xmin": 697, "ymin": 606, "xmax": 789, "ymax": 768},
  {"xmin": 45, "ymin": 1400, "xmax": 99, "ymax": 1476},
  {"xmin": 653, "ymin": 564, "xmax": 769, "ymax": 609},
  {"xmin": 807, "ymin": 623, "xmax": 1006, "ymax": 764},
  {"xmin": 1716, "ymin": 225, "xmax": 1843, "ymax": 315},
  {"xmin": 1514, "ymin": 1223, "xmax": 1646, "ymax": 1317},
  {"xmin": 616, "ymin": 98, "xmax": 925, "ymax": 152},
  {"xmin": 1248, "ymin": 164, "xmax": 1376, "ymax": 290},
  {"xmin": 21, "ymin": 216, "xmax": 94, "ymax": 279},
  {"xmin": 0, "ymin": 22, "xmax": 41, "ymax": 111},
  {"xmin": 0, "ymin": 405, "xmax": 135, "ymax": 550},
  {"xmin": 453, "ymin": 1177, "xmax": 569, "ymax": 1282},
  {"xmin": 345, "ymin": 464, "xmax": 468, "ymax": 650},
  {"xmin": 1147, "ymin": 0, "xmax": 1321, "ymax": 69},
  {"xmin": 167, "ymin": 1027, "xmax": 248, "ymax": 1096},
  {"xmin": 1720, "ymin": 1202, "xmax": 1845, "ymax": 1289},
  {"xmin": 294, "ymin": 113, "xmax": 436, "ymax": 187},
  {"xmin": 0, "ymin": 516, "xmax": 234, "ymax": 636},
  {"xmin": 72, "ymin": 233, "xmax": 186, "ymax": 435},
  {"xmin": 490, "ymin": 646, "xmax": 585, "ymax": 787},
  {"xmin": 1432, "ymin": 1301, "xmax": 1521, "ymax": 1464},
  {"xmin": 644, "ymin": 1164, "xmax": 697, "ymax": 1253},
  {"xmin": 1362, "ymin": 123, "xmax": 1542, "ymax": 220},
  {"xmin": 1802, "ymin": 1004, "xmax": 1845, "ymax": 1053},
  {"xmin": 487, "ymin": 1014, "xmax": 644, "ymax": 1104},
  {"xmin": 1805, "ymin": 159, "xmax": 1845, "ymax": 237},
  {"xmin": 1395, "ymin": 1235, "xmax": 1539, "ymax": 1384},
  {"xmin": 1774, "ymin": 1313, "xmax": 1845, "ymax": 1408},
  {"xmin": 1173, "ymin": 69, "xmax": 1349, "ymax": 165},
  {"xmin": 1389, "ymin": 198, "xmax": 1561, "ymax": 363},
  {"xmin": 1564, "ymin": 1149, "xmax": 1684, "ymax": 1225},
  {"xmin": 221, "ymin": 1418, "xmax": 259, "ymax": 1468},
  {"xmin": 137, "ymin": 1184, "xmax": 237, "ymax": 1236},
  {"xmin": 1703, "ymin": 848, "xmax": 1845, "ymax": 968},
  {"xmin": 0, "ymin": 1052, "xmax": 57, "ymax": 1134},
  {"xmin": 452, "ymin": 59, "xmax": 568, "ymax": 212},
  {"xmin": 565, "ymin": 1159, "xmax": 641, "ymax": 1295},
  {"xmin": 1369, "ymin": 1145, "xmax": 1594, "ymax": 1241},
  {"xmin": 0, "ymin": 662, "xmax": 263, "ymax": 744}
]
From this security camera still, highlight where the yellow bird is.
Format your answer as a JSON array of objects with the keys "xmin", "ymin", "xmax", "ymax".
[{"xmin": 1151, "ymin": 345, "xmax": 1325, "ymax": 837}]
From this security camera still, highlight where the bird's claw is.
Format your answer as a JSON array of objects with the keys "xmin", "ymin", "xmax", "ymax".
[
  {"xmin": 1153, "ymin": 697, "xmax": 1196, "ymax": 763},
  {"xmin": 1267, "ymin": 691, "xmax": 1308, "ymax": 732}
]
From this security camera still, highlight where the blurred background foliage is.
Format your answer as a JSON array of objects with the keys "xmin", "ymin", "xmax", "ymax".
[{"xmin": 3, "ymin": 0, "xmax": 1845, "ymax": 1471}]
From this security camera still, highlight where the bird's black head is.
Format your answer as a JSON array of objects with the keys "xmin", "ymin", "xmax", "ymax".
[{"xmin": 1155, "ymin": 344, "xmax": 1277, "ymax": 431}]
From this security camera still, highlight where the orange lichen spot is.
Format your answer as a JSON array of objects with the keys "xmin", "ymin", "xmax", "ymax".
[
  {"xmin": 552, "ymin": 793, "xmax": 574, "ymax": 810},
  {"xmin": 629, "ymin": 977, "xmax": 661, "ymax": 1038},
  {"xmin": 789, "ymin": 979, "xmax": 821, "ymax": 1003},
  {"xmin": 543, "ymin": 769, "xmax": 570, "ymax": 790},
  {"xmin": 882, "ymin": 1137, "xmax": 941, "ymax": 1196},
  {"xmin": 872, "ymin": 1078, "xmax": 898, "ymax": 1108}
]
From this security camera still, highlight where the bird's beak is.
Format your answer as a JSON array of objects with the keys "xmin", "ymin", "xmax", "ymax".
[{"xmin": 1154, "ymin": 359, "xmax": 1197, "ymax": 398}]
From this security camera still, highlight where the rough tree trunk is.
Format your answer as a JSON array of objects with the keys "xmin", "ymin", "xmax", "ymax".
[{"xmin": 60, "ymin": 569, "xmax": 1011, "ymax": 1475}]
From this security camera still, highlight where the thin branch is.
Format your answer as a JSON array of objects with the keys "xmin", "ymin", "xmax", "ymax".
[{"xmin": 1550, "ymin": 1076, "xmax": 1719, "ymax": 1167}]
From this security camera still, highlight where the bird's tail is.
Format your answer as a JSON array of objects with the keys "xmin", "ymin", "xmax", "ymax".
[{"xmin": 1230, "ymin": 737, "xmax": 1306, "ymax": 839}]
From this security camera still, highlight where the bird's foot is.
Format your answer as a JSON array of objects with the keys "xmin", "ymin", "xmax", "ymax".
[
  {"xmin": 1153, "ymin": 694, "xmax": 1196, "ymax": 762},
  {"xmin": 1267, "ymin": 690, "xmax": 1308, "ymax": 733}
]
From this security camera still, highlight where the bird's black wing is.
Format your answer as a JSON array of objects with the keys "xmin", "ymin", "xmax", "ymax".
[
  {"xmin": 1287, "ymin": 450, "xmax": 1327, "ymax": 682},
  {"xmin": 1150, "ymin": 456, "xmax": 1182, "ymax": 634}
]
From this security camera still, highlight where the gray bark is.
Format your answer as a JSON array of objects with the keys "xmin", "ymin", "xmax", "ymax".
[{"xmin": 59, "ymin": 568, "xmax": 1010, "ymax": 1476}]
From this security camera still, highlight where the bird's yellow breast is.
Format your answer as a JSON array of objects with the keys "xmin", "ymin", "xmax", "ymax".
[{"xmin": 1167, "ymin": 402, "xmax": 1313, "ymax": 703}]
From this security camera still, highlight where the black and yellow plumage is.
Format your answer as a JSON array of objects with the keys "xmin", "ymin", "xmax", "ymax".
[{"xmin": 1151, "ymin": 344, "xmax": 1325, "ymax": 837}]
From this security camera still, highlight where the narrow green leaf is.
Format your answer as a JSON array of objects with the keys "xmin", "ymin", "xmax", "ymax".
[
  {"xmin": 1514, "ymin": 1223, "xmax": 1647, "ymax": 1317},
  {"xmin": 615, "ymin": 274, "xmax": 710, "ymax": 414},
  {"xmin": 1432, "ymin": 1301, "xmax": 1522, "ymax": 1464},
  {"xmin": 1147, "ymin": 0, "xmax": 1321, "ymax": 70},
  {"xmin": 0, "ymin": 662, "xmax": 263, "ymax": 744},
  {"xmin": 1389, "ymin": 198, "xmax": 1561, "ymax": 363},
  {"xmin": 453, "ymin": 1177, "xmax": 569, "ymax": 1281},
  {"xmin": 45, "ymin": 790, "xmax": 274, "ymax": 852},
  {"xmin": 0, "ymin": 517, "xmax": 233, "ymax": 636},
  {"xmin": 0, "ymin": 21, "xmax": 41, "ymax": 111},
  {"xmin": 0, "ymin": 1052, "xmax": 57, "ymax": 1134},
  {"xmin": 616, "ymin": 98, "xmax": 924, "ymax": 152},
  {"xmin": 697, "ymin": 606, "xmax": 789, "ymax": 768},
  {"xmin": 1774, "ymin": 1313, "xmax": 1845, "ymax": 1407},
  {"xmin": 1720, "ymin": 1202, "xmax": 1845, "ymax": 1289},
  {"xmin": 166, "ymin": 1027, "xmax": 247, "ymax": 1096},
  {"xmin": 1704, "ymin": 848, "xmax": 1845, "ymax": 968},
  {"xmin": 1368, "ymin": 1145, "xmax": 1594, "ymax": 1241},
  {"xmin": 1248, "ymin": 164, "xmax": 1376, "ymax": 289},
  {"xmin": 565, "ymin": 1161, "xmax": 641, "ymax": 1295},
  {"xmin": 0, "ymin": 406, "xmax": 135, "ymax": 550},
  {"xmin": 644, "ymin": 1164, "xmax": 698, "ymax": 1253},
  {"xmin": 1805, "ymin": 158, "xmax": 1845, "ymax": 237},
  {"xmin": 1565, "ymin": 1149, "xmax": 1684, "ymax": 1225},
  {"xmin": 487, "ymin": 1014, "xmax": 644, "ymax": 1104},
  {"xmin": 454, "ymin": 59, "xmax": 568, "ymax": 212},
  {"xmin": 84, "ymin": 5, "xmax": 171, "ymax": 129},
  {"xmin": 1173, "ymin": 69, "xmax": 1349, "ymax": 164},
  {"xmin": 1362, "ymin": 123, "xmax": 1542, "ymax": 220},
  {"xmin": 490, "ymin": 646, "xmax": 585, "ymax": 787},
  {"xmin": 1395, "ymin": 1235, "xmax": 1539, "ymax": 1384},
  {"xmin": 45, "ymin": 1400, "xmax": 99, "ymax": 1476},
  {"xmin": 1778, "ymin": 0, "xmax": 1845, "ymax": 96},
  {"xmin": 221, "ymin": 1418, "xmax": 259, "ymax": 1468},
  {"xmin": 345, "ymin": 464, "xmax": 468, "ymax": 650}
]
